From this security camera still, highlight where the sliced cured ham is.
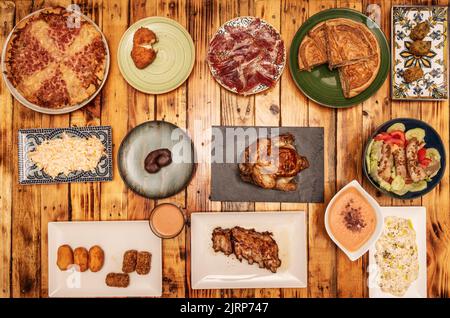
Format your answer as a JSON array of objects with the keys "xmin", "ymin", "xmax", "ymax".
[{"xmin": 207, "ymin": 17, "xmax": 285, "ymax": 95}]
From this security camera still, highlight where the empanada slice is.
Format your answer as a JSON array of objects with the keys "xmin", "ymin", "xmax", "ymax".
[
  {"xmin": 298, "ymin": 22, "xmax": 328, "ymax": 71},
  {"xmin": 325, "ymin": 18, "xmax": 378, "ymax": 69}
]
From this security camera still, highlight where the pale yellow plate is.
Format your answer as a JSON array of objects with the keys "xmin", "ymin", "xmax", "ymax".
[{"xmin": 118, "ymin": 17, "xmax": 195, "ymax": 94}]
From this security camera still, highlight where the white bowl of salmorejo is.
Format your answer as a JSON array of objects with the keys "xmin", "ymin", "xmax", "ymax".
[
  {"xmin": 149, "ymin": 203, "xmax": 186, "ymax": 239},
  {"xmin": 325, "ymin": 180, "xmax": 384, "ymax": 261}
]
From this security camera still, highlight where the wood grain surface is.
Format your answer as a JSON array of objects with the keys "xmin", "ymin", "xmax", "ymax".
[{"xmin": 0, "ymin": 0, "xmax": 449, "ymax": 298}]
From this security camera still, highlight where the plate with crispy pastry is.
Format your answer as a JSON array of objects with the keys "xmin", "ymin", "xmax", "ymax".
[
  {"xmin": 118, "ymin": 17, "xmax": 194, "ymax": 94},
  {"xmin": 290, "ymin": 8, "xmax": 389, "ymax": 108},
  {"xmin": 191, "ymin": 212, "xmax": 307, "ymax": 289},
  {"xmin": 325, "ymin": 18, "xmax": 378, "ymax": 69}
]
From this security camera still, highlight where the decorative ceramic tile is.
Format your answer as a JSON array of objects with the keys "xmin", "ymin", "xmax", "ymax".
[
  {"xmin": 18, "ymin": 126, "xmax": 113, "ymax": 185},
  {"xmin": 392, "ymin": 6, "xmax": 448, "ymax": 100}
]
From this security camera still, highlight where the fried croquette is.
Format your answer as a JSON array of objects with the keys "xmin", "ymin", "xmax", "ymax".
[
  {"xmin": 105, "ymin": 273, "xmax": 130, "ymax": 288},
  {"xmin": 122, "ymin": 249, "xmax": 137, "ymax": 273},
  {"xmin": 410, "ymin": 22, "xmax": 430, "ymax": 41},
  {"xmin": 136, "ymin": 251, "xmax": 152, "ymax": 275},
  {"xmin": 88, "ymin": 245, "xmax": 105, "ymax": 272},
  {"xmin": 403, "ymin": 65, "xmax": 424, "ymax": 83},
  {"xmin": 57, "ymin": 245, "xmax": 73, "ymax": 271},
  {"xmin": 131, "ymin": 46, "xmax": 157, "ymax": 69},
  {"xmin": 409, "ymin": 40, "xmax": 431, "ymax": 56},
  {"xmin": 73, "ymin": 247, "xmax": 89, "ymax": 272}
]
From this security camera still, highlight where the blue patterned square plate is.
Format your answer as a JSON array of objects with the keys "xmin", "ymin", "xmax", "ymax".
[
  {"xmin": 391, "ymin": 5, "xmax": 448, "ymax": 100},
  {"xmin": 18, "ymin": 126, "xmax": 113, "ymax": 185}
]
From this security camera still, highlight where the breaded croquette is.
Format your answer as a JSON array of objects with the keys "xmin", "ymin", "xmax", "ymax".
[
  {"xmin": 409, "ymin": 40, "xmax": 431, "ymax": 56},
  {"xmin": 57, "ymin": 245, "xmax": 73, "ymax": 271},
  {"xmin": 105, "ymin": 273, "xmax": 130, "ymax": 288},
  {"xmin": 73, "ymin": 247, "xmax": 89, "ymax": 272},
  {"xmin": 403, "ymin": 66, "xmax": 424, "ymax": 83},
  {"xmin": 136, "ymin": 251, "xmax": 152, "ymax": 275},
  {"xmin": 410, "ymin": 22, "xmax": 430, "ymax": 41},
  {"xmin": 122, "ymin": 249, "xmax": 137, "ymax": 273},
  {"xmin": 88, "ymin": 245, "xmax": 105, "ymax": 272}
]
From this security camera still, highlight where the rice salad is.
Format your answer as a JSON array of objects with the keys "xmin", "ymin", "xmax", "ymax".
[{"xmin": 375, "ymin": 216, "xmax": 419, "ymax": 296}]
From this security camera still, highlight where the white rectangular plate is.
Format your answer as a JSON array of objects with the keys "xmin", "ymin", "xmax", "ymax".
[
  {"xmin": 191, "ymin": 212, "xmax": 307, "ymax": 289},
  {"xmin": 369, "ymin": 207, "xmax": 427, "ymax": 298},
  {"xmin": 48, "ymin": 221, "xmax": 162, "ymax": 297}
]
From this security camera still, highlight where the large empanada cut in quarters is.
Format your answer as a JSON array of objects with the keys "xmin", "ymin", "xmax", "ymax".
[
  {"xmin": 298, "ymin": 22, "xmax": 328, "ymax": 71},
  {"xmin": 325, "ymin": 18, "xmax": 378, "ymax": 69},
  {"xmin": 337, "ymin": 26, "xmax": 381, "ymax": 98}
]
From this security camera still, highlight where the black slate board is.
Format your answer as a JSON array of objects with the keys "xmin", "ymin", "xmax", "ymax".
[{"xmin": 211, "ymin": 126, "xmax": 324, "ymax": 203}]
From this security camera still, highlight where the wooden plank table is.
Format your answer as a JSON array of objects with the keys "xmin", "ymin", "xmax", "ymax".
[{"xmin": 0, "ymin": 0, "xmax": 449, "ymax": 298}]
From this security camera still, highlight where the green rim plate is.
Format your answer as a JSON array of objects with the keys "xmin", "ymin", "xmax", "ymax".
[
  {"xmin": 289, "ymin": 8, "xmax": 390, "ymax": 108},
  {"xmin": 118, "ymin": 17, "xmax": 195, "ymax": 94}
]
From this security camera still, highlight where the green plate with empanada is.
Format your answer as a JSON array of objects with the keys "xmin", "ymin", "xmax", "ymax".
[{"xmin": 289, "ymin": 8, "xmax": 390, "ymax": 108}]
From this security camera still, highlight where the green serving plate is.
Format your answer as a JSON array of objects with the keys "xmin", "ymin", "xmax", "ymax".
[
  {"xmin": 118, "ymin": 17, "xmax": 195, "ymax": 95},
  {"xmin": 289, "ymin": 8, "xmax": 390, "ymax": 108}
]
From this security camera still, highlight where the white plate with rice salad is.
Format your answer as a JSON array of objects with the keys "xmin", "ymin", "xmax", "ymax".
[{"xmin": 368, "ymin": 206, "xmax": 426, "ymax": 298}]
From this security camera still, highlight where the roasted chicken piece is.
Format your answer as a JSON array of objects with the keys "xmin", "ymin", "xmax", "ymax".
[
  {"xmin": 406, "ymin": 138, "xmax": 427, "ymax": 182},
  {"xmin": 238, "ymin": 133, "xmax": 309, "ymax": 191},
  {"xmin": 211, "ymin": 226, "xmax": 282, "ymax": 273}
]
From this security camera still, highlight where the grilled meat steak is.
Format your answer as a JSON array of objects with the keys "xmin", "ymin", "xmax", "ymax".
[
  {"xmin": 211, "ymin": 226, "xmax": 282, "ymax": 273},
  {"xmin": 406, "ymin": 138, "xmax": 427, "ymax": 182},
  {"xmin": 378, "ymin": 143, "xmax": 393, "ymax": 182},
  {"xmin": 212, "ymin": 227, "xmax": 233, "ymax": 256},
  {"xmin": 392, "ymin": 145, "xmax": 409, "ymax": 180},
  {"xmin": 238, "ymin": 133, "xmax": 309, "ymax": 191}
]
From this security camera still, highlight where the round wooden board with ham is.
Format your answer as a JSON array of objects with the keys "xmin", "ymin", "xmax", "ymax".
[{"xmin": 207, "ymin": 16, "xmax": 286, "ymax": 96}]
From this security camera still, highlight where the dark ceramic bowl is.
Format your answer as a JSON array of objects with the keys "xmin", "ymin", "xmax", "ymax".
[{"xmin": 363, "ymin": 118, "xmax": 446, "ymax": 200}]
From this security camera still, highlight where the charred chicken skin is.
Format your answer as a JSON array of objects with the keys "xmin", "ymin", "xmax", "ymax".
[
  {"xmin": 238, "ymin": 133, "xmax": 309, "ymax": 191},
  {"xmin": 212, "ymin": 226, "xmax": 282, "ymax": 273}
]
